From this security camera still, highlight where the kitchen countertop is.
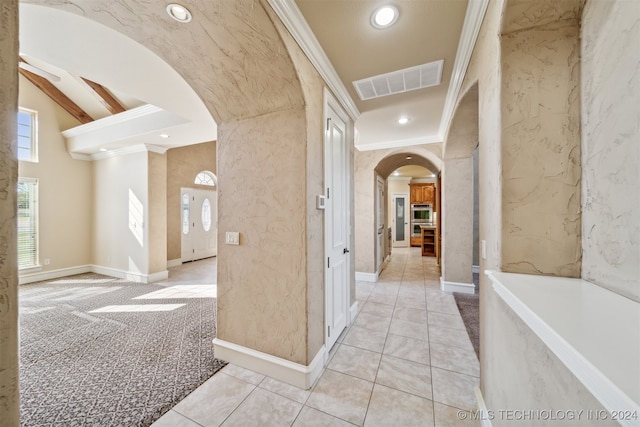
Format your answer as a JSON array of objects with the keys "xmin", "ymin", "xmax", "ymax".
[{"xmin": 418, "ymin": 224, "xmax": 437, "ymax": 229}]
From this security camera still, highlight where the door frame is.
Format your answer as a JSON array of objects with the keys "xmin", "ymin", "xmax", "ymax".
[
  {"xmin": 375, "ymin": 175, "xmax": 385, "ymax": 272},
  {"xmin": 323, "ymin": 88, "xmax": 352, "ymax": 351}
]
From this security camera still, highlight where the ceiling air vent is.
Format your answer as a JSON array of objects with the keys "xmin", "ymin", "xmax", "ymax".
[{"xmin": 353, "ymin": 59, "xmax": 444, "ymax": 101}]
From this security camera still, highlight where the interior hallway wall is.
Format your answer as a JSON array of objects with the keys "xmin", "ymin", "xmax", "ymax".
[
  {"xmin": 18, "ymin": 75, "xmax": 91, "ymax": 279},
  {"xmin": 441, "ymin": 157, "xmax": 473, "ymax": 285},
  {"xmin": 581, "ymin": 0, "xmax": 640, "ymax": 302},
  {"xmin": 0, "ymin": 2, "xmax": 19, "ymax": 424},
  {"xmin": 92, "ymin": 151, "xmax": 150, "ymax": 279},
  {"xmin": 455, "ymin": 0, "xmax": 617, "ymax": 421},
  {"xmin": 166, "ymin": 141, "xmax": 217, "ymax": 263}
]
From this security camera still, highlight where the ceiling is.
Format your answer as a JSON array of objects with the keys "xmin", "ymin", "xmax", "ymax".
[
  {"xmin": 17, "ymin": 1, "xmax": 485, "ymax": 159},
  {"xmin": 391, "ymin": 165, "xmax": 435, "ymax": 178}
]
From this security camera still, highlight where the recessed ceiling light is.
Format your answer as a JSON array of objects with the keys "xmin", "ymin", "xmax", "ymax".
[
  {"xmin": 99, "ymin": 148, "xmax": 107, "ymax": 152},
  {"xmin": 371, "ymin": 5, "xmax": 399, "ymax": 29},
  {"xmin": 167, "ymin": 3, "xmax": 192, "ymax": 23},
  {"xmin": 160, "ymin": 133, "xmax": 170, "ymax": 139},
  {"xmin": 393, "ymin": 171, "xmax": 400, "ymax": 176},
  {"xmin": 406, "ymin": 155, "xmax": 412, "ymax": 160},
  {"xmin": 398, "ymin": 117, "xmax": 409, "ymax": 125}
]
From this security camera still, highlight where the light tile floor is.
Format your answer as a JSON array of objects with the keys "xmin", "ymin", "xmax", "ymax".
[{"xmin": 153, "ymin": 247, "xmax": 479, "ymax": 427}]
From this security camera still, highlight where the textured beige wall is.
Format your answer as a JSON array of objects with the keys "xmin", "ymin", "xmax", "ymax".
[
  {"xmin": 455, "ymin": 0, "xmax": 615, "ymax": 418},
  {"xmin": 93, "ymin": 151, "xmax": 149, "ymax": 274},
  {"xmin": 501, "ymin": 21, "xmax": 582, "ymax": 277},
  {"xmin": 166, "ymin": 141, "xmax": 217, "ymax": 262},
  {"xmin": 148, "ymin": 152, "xmax": 167, "ymax": 274},
  {"xmin": 441, "ymin": 157, "xmax": 473, "ymax": 284},
  {"xmin": 216, "ymin": 108, "xmax": 308, "ymax": 364},
  {"xmin": 581, "ymin": 0, "xmax": 640, "ymax": 302},
  {"xmin": 18, "ymin": 75, "xmax": 92, "ymax": 273},
  {"xmin": 0, "ymin": 2, "xmax": 19, "ymax": 424}
]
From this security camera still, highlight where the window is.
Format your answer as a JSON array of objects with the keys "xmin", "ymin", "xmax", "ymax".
[
  {"xmin": 17, "ymin": 178, "xmax": 39, "ymax": 269},
  {"xmin": 201, "ymin": 199, "xmax": 211, "ymax": 231},
  {"xmin": 182, "ymin": 193, "xmax": 190, "ymax": 235},
  {"xmin": 17, "ymin": 108, "xmax": 38, "ymax": 162},
  {"xmin": 194, "ymin": 171, "xmax": 216, "ymax": 186}
]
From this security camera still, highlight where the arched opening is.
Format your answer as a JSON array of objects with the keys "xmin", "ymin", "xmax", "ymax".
[
  {"xmin": 5, "ymin": 1, "xmax": 325, "ymax": 424},
  {"xmin": 373, "ymin": 152, "xmax": 441, "ymax": 276},
  {"xmin": 440, "ymin": 82, "xmax": 479, "ymax": 295}
]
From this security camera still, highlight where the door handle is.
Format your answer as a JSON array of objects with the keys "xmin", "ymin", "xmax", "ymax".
[{"xmin": 343, "ymin": 248, "xmax": 350, "ymax": 254}]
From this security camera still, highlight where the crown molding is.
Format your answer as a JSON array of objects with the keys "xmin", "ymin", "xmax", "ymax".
[
  {"xmin": 438, "ymin": 0, "xmax": 490, "ymax": 142},
  {"xmin": 356, "ymin": 134, "xmax": 442, "ymax": 152},
  {"xmin": 267, "ymin": 0, "xmax": 360, "ymax": 122}
]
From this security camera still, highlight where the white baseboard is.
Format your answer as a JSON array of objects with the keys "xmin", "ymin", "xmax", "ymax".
[
  {"xmin": 167, "ymin": 258, "xmax": 182, "ymax": 268},
  {"xmin": 355, "ymin": 271, "xmax": 378, "ymax": 282},
  {"xmin": 350, "ymin": 301, "xmax": 359, "ymax": 323},
  {"xmin": 213, "ymin": 338, "xmax": 326, "ymax": 390},
  {"xmin": 472, "ymin": 265, "xmax": 480, "ymax": 273},
  {"xmin": 475, "ymin": 386, "xmax": 493, "ymax": 427},
  {"xmin": 19, "ymin": 265, "xmax": 92, "ymax": 285},
  {"xmin": 440, "ymin": 277, "xmax": 476, "ymax": 294},
  {"xmin": 91, "ymin": 265, "xmax": 168, "ymax": 284}
]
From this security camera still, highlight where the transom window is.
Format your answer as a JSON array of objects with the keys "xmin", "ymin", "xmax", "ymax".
[
  {"xmin": 17, "ymin": 108, "xmax": 38, "ymax": 162},
  {"xmin": 194, "ymin": 171, "xmax": 216, "ymax": 187}
]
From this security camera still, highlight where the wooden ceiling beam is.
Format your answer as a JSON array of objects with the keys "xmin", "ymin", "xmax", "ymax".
[
  {"xmin": 81, "ymin": 77, "xmax": 126, "ymax": 115},
  {"xmin": 18, "ymin": 64, "xmax": 93, "ymax": 124}
]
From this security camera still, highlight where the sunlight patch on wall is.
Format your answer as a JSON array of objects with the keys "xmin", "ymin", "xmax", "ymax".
[{"xmin": 128, "ymin": 188, "xmax": 144, "ymax": 246}]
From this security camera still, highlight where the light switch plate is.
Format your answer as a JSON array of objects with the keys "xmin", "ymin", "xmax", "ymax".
[
  {"xmin": 226, "ymin": 231, "xmax": 240, "ymax": 245},
  {"xmin": 481, "ymin": 240, "xmax": 486, "ymax": 260},
  {"xmin": 316, "ymin": 195, "xmax": 326, "ymax": 209}
]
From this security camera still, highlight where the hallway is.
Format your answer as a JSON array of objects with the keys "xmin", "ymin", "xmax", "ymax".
[{"xmin": 154, "ymin": 247, "xmax": 479, "ymax": 426}]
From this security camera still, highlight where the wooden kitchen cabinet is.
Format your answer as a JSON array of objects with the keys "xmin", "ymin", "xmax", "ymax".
[{"xmin": 409, "ymin": 183, "xmax": 435, "ymax": 204}]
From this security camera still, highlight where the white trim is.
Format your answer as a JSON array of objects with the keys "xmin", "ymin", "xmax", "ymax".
[
  {"xmin": 472, "ymin": 265, "xmax": 480, "ymax": 273},
  {"xmin": 438, "ymin": 0, "xmax": 490, "ymax": 143},
  {"xmin": 69, "ymin": 152, "xmax": 93, "ymax": 161},
  {"xmin": 91, "ymin": 265, "xmax": 168, "ymax": 284},
  {"xmin": 350, "ymin": 301, "xmax": 359, "ymax": 323},
  {"xmin": 486, "ymin": 270, "xmax": 640, "ymax": 427},
  {"xmin": 267, "ymin": 0, "xmax": 359, "ymax": 121},
  {"xmin": 213, "ymin": 338, "xmax": 326, "ymax": 390},
  {"xmin": 62, "ymin": 104, "xmax": 163, "ymax": 138},
  {"xmin": 167, "ymin": 258, "xmax": 182, "ymax": 268},
  {"xmin": 474, "ymin": 387, "xmax": 494, "ymax": 427},
  {"xmin": 355, "ymin": 272, "xmax": 378, "ymax": 282},
  {"xmin": 440, "ymin": 277, "xmax": 476, "ymax": 294},
  {"xmin": 20, "ymin": 264, "xmax": 169, "ymax": 285},
  {"xmin": 356, "ymin": 134, "xmax": 442, "ymax": 152},
  {"xmin": 19, "ymin": 265, "xmax": 92, "ymax": 285}
]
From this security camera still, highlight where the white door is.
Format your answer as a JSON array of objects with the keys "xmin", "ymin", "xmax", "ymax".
[
  {"xmin": 392, "ymin": 193, "xmax": 409, "ymax": 247},
  {"xmin": 376, "ymin": 177, "xmax": 385, "ymax": 270},
  {"xmin": 181, "ymin": 188, "xmax": 217, "ymax": 262},
  {"xmin": 325, "ymin": 93, "xmax": 350, "ymax": 351}
]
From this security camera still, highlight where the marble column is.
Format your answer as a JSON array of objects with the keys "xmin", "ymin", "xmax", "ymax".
[
  {"xmin": 0, "ymin": 2, "xmax": 20, "ymax": 425},
  {"xmin": 441, "ymin": 157, "xmax": 474, "ymax": 286}
]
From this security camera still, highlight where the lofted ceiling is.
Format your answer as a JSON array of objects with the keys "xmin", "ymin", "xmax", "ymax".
[{"xmin": 17, "ymin": 1, "xmax": 486, "ymax": 159}]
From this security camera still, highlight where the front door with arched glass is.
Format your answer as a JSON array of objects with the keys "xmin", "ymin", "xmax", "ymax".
[{"xmin": 181, "ymin": 187, "xmax": 217, "ymax": 262}]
